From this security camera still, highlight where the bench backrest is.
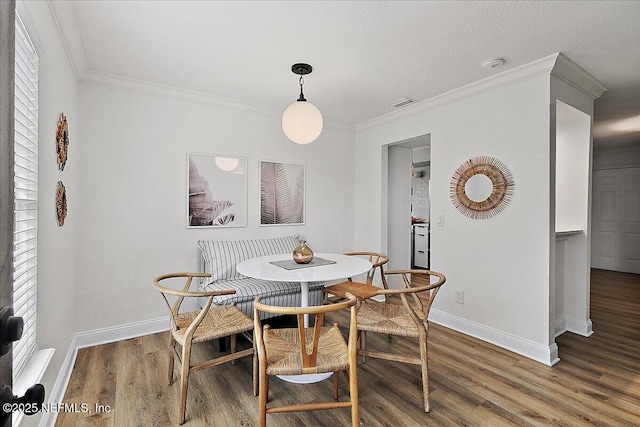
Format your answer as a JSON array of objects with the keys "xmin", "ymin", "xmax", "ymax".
[{"xmin": 197, "ymin": 236, "xmax": 299, "ymax": 281}]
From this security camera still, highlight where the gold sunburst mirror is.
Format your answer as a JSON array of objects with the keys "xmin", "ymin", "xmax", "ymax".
[{"xmin": 450, "ymin": 156, "xmax": 514, "ymax": 219}]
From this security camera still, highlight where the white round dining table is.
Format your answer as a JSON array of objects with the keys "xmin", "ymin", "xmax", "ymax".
[{"xmin": 236, "ymin": 252, "xmax": 372, "ymax": 383}]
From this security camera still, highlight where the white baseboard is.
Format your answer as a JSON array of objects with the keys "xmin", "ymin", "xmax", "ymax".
[
  {"xmin": 429, "ymin": 309, "xmax": 560, "ymax": 366},
  {"xmin": 565, "ymin": 317, "xmax": 594, "ymax": 337},
  {"xmin": 39, "ymin": 316, "xmax": 169, "ymax": 427},
  {"xmin": 555, "ymin": 317, "xmax": 568, "ymax": 337},
  {"xmin": 75, "ymin": 316, "xmax": 169, "ymax": 349},
  {"xmin": 554, "ymin": 316, "xmax": 594, "ymax": 338}
]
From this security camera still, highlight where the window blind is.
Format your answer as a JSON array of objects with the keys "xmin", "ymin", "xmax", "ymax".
[{"xmin": 13, "ymin": 12, "xmax": 39, "ymax": 381}]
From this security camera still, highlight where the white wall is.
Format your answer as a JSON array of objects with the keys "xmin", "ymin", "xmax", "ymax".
[
  {"xmin": 594, "ymin": 146, "xmax": 640, "ymax": 170},
  {"xmin": 20, "ymin": 4, "xmax": 356, "ymax": 421},
  {"xmin": 355, "ymin": 70, "xmax": 556, "ymax": 364},
  {"xmin": 73, "ymin": 83, "xmax": 356, "ymax": 331},
  {"xmin": 19, "ymin": 1, "xmax": 79, "ymax": 425},
  {"xmin": 386, "ymin": 145, "xmax": 412, "ymax": 274},
  {"xmin": 555, "ymin": 100, "xmax": 591, "ymax": 232},
  {"xmin": 553, "ymin": 99, "xmax": 593, "ymax": 337},
  {"xmin": 554, "ymin": 237, "xmax": 566, "ymax": 331},
  {"xmin": 551, "ymin": 75, "xmax": 598, "ymax": 339},
  {"xmin": 352, "ymin": 54, "xmax": 603, "ymax": 365}
]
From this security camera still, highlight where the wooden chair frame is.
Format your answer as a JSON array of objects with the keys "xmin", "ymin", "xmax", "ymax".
[
  {"xmin": 324, "ymin": 251, "xmax": 389, "ymax": 303},
  {"xmin": 357, "ymin": 269, "xmax": 446, "ymax": 412},
  {"xmin": 253, "ymin": 294, "xmax": 360, "ymax": 427},
  {"xmin": 153, "ymin": 272, "xmax": 255, "ymax": 424}
]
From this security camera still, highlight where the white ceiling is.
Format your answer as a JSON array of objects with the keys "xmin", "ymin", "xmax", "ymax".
[{"xmin": 49, "ymin": 1, "xmax": 640, "ymax": 149}]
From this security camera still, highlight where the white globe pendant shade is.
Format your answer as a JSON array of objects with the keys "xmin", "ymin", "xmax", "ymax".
[{"xmin": 282, "ymin": 100, "xmax": 323, "ymax": 145}]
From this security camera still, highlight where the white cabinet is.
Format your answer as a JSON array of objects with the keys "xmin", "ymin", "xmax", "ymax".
[{"xmin": 413, "ymin": 224, "xmax": 429, "ymax": 269}]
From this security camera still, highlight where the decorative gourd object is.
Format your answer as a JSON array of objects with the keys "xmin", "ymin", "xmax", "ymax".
[{"xmin": 293, "ymin": 240, "xmax": 313, "ymax": 264}]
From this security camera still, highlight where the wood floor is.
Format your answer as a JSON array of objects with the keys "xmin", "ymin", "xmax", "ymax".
[{"xmin": 57, "ymin": 269, "xmax": 640, "ymax": 426}]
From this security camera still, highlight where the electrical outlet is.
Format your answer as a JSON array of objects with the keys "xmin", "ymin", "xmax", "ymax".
[{"xmin": 455, "ymin": 290, "xmax": 464, "ymax": 304}]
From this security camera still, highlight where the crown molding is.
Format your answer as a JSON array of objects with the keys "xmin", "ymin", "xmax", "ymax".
[
  {"xmin": 81, "ymin": 69, "xmax": 353, "ymax": 130},
  {"xmin": 357, "ymin": 53, "xmax": 561, "ymax": 131},
  {"xmin": 85, "ymin": 69, "xmax": 281, "ymax": 116},
  {"xmin": 47, "ymin": 0, "xmax": 352, "ymax": 131},
  {"xmin": 551, "ymin": 53, "xmax": 607, "ymax": 100},
  {"xmin": 357, "ymin": 52, "xmax": 606, "ymax": 132},
  {"xmin": 48, "ymin": 0, "xmax": 89, "ymax": 80}
]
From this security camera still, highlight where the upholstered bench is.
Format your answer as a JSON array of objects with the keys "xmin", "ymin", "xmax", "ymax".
[{"xmin": 197, "ymin": 236, "xmax": 325, "ymax": 319}]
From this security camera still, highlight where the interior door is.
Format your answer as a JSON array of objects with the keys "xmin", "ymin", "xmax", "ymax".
[{"xmin": 591, "ymin": 167, "xmax": 640, "ymax": 274}]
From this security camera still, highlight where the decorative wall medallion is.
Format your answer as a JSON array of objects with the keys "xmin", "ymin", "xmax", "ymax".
[
  {"xmin": 56, "ymin": 113, "xmax": 69, "ymax": 171},
  {"xmin": 450, "ymin": 156, "xmax": 514, "ymax": 219},
  {"xmin": 56, "ymin": 181, "xmax": 67, "ymax": 226}
]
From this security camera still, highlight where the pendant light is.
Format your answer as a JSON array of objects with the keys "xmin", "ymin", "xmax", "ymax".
[{"xmin": 282, "ymin": 63, "xmax": 323, "ymax": 144}]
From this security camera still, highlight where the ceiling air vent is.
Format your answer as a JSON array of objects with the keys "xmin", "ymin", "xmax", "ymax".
[{"xmin": 387, "ymin": 97, "xmax": 417, "ymax": 108}]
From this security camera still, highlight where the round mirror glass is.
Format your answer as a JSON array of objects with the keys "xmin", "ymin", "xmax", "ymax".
[{"xmin": 464, "ymin": 174, "xmax": 493, "ymax": 202}]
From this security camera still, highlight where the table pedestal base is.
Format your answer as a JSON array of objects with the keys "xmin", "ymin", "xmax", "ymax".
[
  {"xmin": 277, "ymin": 372, "xmax": 333, "ymax": 383},
  {"xmin": 277, "ymin": 281, "xmax": 334, "ymax": 384}
]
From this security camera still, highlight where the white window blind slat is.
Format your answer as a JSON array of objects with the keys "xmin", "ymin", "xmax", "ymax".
[
  {"xmin": 16, "ymin": 176, "xmax": 38, "ymax": 189},
  {"xmin": 12, "ymin": 294, "xmax": 35, "ymax": 317},
  {"xmin": 14, "ymin": 81, "xmax": 37, "ymax": 100},
  {"xmin": 13, "ymin": 224, "xmax": 36, "ymax": 235},
  {"xmin": 14, "ymin": 143, "xmax": 36, "ymax": 160},
  {"xmin": 13, "ymin": 11, "xmax": 39, "ymax": 382},
  {"xmin": 14, "ymin": 99, "xmax": 37, "ymax": 123},
  {"xmin": 13, "ymin": 140, "xmax": 36, "ymax": 155},
  {"xmin": 13, "ymin": 248, "xmax": 36, "ymax": 266},
  {"xmin": 14, "ymin": 125, "xmax": 37, "ymax": 141},
  {"xmin": 14, "ymin": 209, "xmax": 36, "ymax": 222},
  {"xmin": 12, "ymin": 274, "xmax": 35, "ymax": 291}
]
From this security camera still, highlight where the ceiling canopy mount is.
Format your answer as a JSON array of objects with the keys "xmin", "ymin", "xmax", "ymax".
[{"xmin": 291, "ymin": 63, "xmax": 312, "ymax": 76}]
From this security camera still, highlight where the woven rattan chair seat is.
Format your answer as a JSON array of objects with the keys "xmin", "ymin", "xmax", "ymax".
[
  {"xmin": 357, "ymin": 300, "xmax": 425, "ymax": 338},
  {"xmin": 173, "ymin": 305, "xmax": 253, "ymax": 345},
  {"xmin": 154, "ymin": 273, "xmax": 256, "ymax": 424},
  {"xmin": 263, "ymin": 325, "xmax": 349, "ymax": 375},
  {"xmin": 356, "ymin": 269, "xmax": 446, "ymax": 413}
]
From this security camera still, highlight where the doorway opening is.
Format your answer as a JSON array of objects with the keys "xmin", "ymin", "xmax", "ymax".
[{"xmin": 382, "ymin": 134, "xmax": 431, "ymax": 280}]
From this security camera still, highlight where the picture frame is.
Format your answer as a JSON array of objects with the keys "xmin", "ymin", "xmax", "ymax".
[
  {"xmin": 187, "ymin": 152, "xmax": 247, "ymax": 228},
  {"xmin": 260, "ymin": 160, "xmax": 305, "ymax": 226}
]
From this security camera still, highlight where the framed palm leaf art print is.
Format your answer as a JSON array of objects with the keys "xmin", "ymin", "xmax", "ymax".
[
  {"xmin": 260, "ymin": 161, "xmax": 305, "ymax": 226},
  {"xmin": 187, "ymin": 153, "xmax": 247, "ymax": 228}
]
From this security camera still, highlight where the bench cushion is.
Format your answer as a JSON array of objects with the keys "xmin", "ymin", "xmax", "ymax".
[
  {"xmin": 203, "ymin": 277, "xmax": 325, "ymax": 319},
  {"xmin": 198, "ymin": 236, "xmax": 299, "ymax": 281},
  {"xmin": 197, "ymin": 236, "xmax": 324, "ymax": 319}
]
